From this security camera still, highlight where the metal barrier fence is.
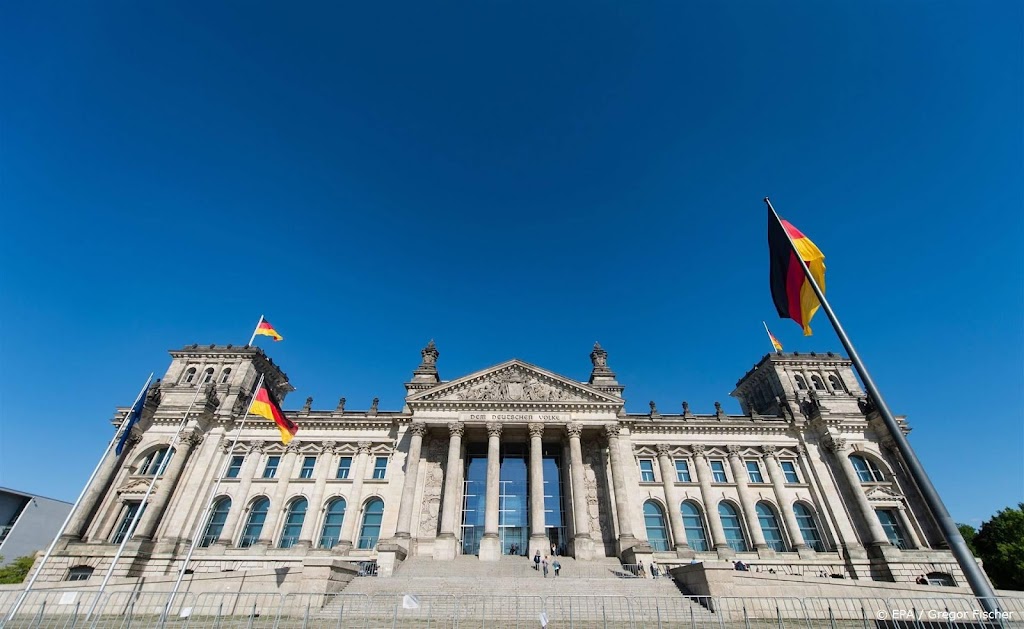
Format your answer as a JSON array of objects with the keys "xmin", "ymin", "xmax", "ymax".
[{"xmin": 1, "ymin": 592, "xmax": 1022, "ymax": 628}]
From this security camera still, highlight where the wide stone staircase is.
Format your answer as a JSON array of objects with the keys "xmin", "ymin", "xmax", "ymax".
[{"xmin": 313, "ymin": 555, "xmax": 717, "ymax": 627}]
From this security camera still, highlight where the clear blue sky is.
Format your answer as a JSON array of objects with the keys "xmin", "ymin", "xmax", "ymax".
[{"xmin": 1, "ymin": 2, "xmax": 1021, "ymax": 527}]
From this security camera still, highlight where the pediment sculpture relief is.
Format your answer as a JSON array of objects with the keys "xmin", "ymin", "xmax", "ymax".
[{"xmin": 448, "ymin": 370, "xmax": 587, "ymax": 402}]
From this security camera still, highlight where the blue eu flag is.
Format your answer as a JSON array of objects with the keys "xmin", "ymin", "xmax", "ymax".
[{"xmin": 115, "ymin": 390, "xmax": 147, "ymax": 455}]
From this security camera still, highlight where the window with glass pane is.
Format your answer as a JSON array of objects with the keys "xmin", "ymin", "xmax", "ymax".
[
  {"xmin": 675, "ymin": 460, "xmax": 692, "ymax": 482},
  {"xmin": 710, "ymin": 461, "xmax": 728, "ymax": 483},
  {"xmin": 718, "ymin": 502, "xmax": 748, "ymax": 552},
  {"xmin": 639, "ymin": 459, "xmax": 655, "ymax": 482},
  {"xmin": 319, "ymin": 498, "xmax": 347, "ymax": 549},
  {"xmin": 201, "ymin": 497, "xmax": 231, "ymax": 547},
  {"xmin": 299, "ymin": 456, "xmax": 316, "ymax": 479},
  {"xmin": 850, "ymin": 455, "xmax": 884, "ymax": 482},
  {"xmin": 681, "ymin": 502, "xmax": 709, "ymax": 551},
  {"xmin": 875, "ymin": 508, "xmax": 908, "ymax": 549},
  {"xmin": 239, "ymin": 498, "xmax": 270, "ymax": 548},
  {"xmin": 66, "ymin": 566, "xmax": 94, "ymax": 582},
  {"xmin": 263, "ymin": 456, "xmax": 280, "ymax": 479},
  {"xmin": 226, "ymin": 456, "xmax": 244, "ymax": 478},
  {"xmin": 756, "ymin": 502, "xmax": 787, "ymax": 551},
  {"xmin": 781, "ymin": 461, "xmax": 799, "ymax": 483},
  {"xmin": 336, "ymin": 457, "xmax": 352, "ymax": 479},
  {"xmin": 643, "ymin": 501, "xmax": 670, "ymax": 551},
  {"xmin": 279, "ymin": 498, "xmax": 307, "ymax": 548},
  {"xmin": 358, "ymin": 498, "xmax": 384, "ymax": 549},
  {"xmin": 372, "ymin": 457, "xmax": 388, "ymax": 479},
  {"xmin": 793, "ymin": 503, "xmax": 825, "ymax": 551},
  {"xmin": 140, "ymin": 448, "xmax": 174, "ymax": 476},
  {"xmin": 746, "ymin": 461, "xmax": 764, "ymax": 483},
  {"xmin": 111, "ymin": 501, "xmax": 145, "ymax": 543}
]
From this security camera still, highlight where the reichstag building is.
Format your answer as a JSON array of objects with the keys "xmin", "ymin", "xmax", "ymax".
[{"xmin": 37, "ymin": 341, "xmax": 965, "ymax": 587}]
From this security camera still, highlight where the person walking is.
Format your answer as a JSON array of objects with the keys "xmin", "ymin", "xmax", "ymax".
[
  {"xmin": 534, "ymin": 550, "xmax": 541, "ymax": 571},
  {"xmin": 542, "ymin": 556, "xmax": 549, "ymax": 578},
  {"xmin": 552, "ymin": 558, "xmax": 561, "ymax": 577},
  {"xmin": 551, "ymin": 542, "xmax": 557, "ymax": 556},
  {"xmin": 637, "ymin": 559, "xmax": 647, "ymax": 578},
  {"xmin": 651, "ymin": 560, "xmax": 659, "ymax": 580}
]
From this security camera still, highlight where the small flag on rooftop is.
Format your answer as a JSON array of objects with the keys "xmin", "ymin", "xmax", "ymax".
[
  {"xmin": 254, "ymin": 317, "xmax": 283, "ymax": 341},
  {"xmin": 762, "ymin": 321, "xmax": 783, "ymax": 352}
]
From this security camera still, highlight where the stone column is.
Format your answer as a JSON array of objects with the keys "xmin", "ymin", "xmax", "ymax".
[
  {"xmin": 566, "ymin": 423, "xmax": 595, "ymax": 560},
  {"xmin": 692, "ymin": 445, "xmax": 730, "ymax": 556},
  {"xmin": 760, "ymin": 446, "xmax": 809, "ymax": 556},
  {"xmin": 339, "ymin": 441, "xmax": 372, "ymax": 551},
  {"xmin": 298, "ymin": 441, "xmax": 335, "ymax": 548},
  {"xmin": 825, "ymin": 437, "xmax": 891, "ymax": 549},
  {"xmin": 795, "ymin": 441, "xmax": 864, "ymax": 557},
  {"xmin": 65, "ymin": 433, "xmax": 140, "ymax": 540},
  {"xmin": 726, "ymin": 445, "xmax": 769, "ymax": 554},
  {"xmin": 219, "ymin": 442, "xmax": 264, "ymax": 545},
  {"xmin": 434, "ymin": 422, "xmax": 464, "ymax": 560},
  {"xmin": 656, "ymin": 444, "xmax": 692, "ymax": 556},
  {"xmin": 395, "ymin": 423, "xmax": 427, "ymax": 541},
  {"xmin": 135, "ymin": 432, "xmax": 202, "ymax": 540},
  {"xmin": 479, "ymin": 422, "xmax": 503, "ymax": 561},
  {"xmin": 266, "ymin": 442, "xmax": 304, "ymax": 547},
  {"xmin": 605, "ymin": 424, "xmax": 640, "ymax": 556},
  {"xmin": 526, "ymin": 422, "xmax": 548, "ymax": 559}
]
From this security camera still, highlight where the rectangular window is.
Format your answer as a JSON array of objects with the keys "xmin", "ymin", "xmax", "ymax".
[
  {"xmin": 299, "ymin": 456, "xmax": 316, "ymax": 479},
  {"xmin": 336, "ymin": 457, "xmax": 352, "ymax": 479},
  {"xmin": 674, "ymin": 460, "xmax": 692, "ymax": 482},
  {"xmin": 710, "ymin": 460, "xmax": 728, "ymax": 483},
  {"xmin": 746, "ymin": 461, "xmax": 764, "ymax": 483},
  {"xmin": 781, "ymin": 461, "xmax": 799, "ymax": 483},
  {"xmin": 372, "ymin": 456, "xmax": 388, "ymax": 479},
  {"xmin": 876, "ymin": 508, "xmax": 909, "ymax": 549},
  {"xmin": 226, "ymin": 456, "xmax": 244, "ymax": 479},
  {"xmin": 262, "ymin": 455, "xmax": 280, "ymax": 479},
  {"xmin": 111, "ymin": 501, "xmax": 145, "ymax": 544},
  {"xmin": 639, "ymin": 459, "xmax": 656, "ymax": 482}
]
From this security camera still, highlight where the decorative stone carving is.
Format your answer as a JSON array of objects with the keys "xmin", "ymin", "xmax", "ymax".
[
  {"xmin": 822, "ymin": 436, "xmax": 848, "ymax": 453},
  {"xmin": 858, "ymin": 396, "xmax": 877, "ymax": 415},
  {"xmin": 590, "ymin": 342, "xmax": 608, "ymax": 369},
  {"xmin": 301, "ymin": 397, "xmax": 312, "ymax": 413},
  {"xmin": 714, "ymin": 401, "xmax": 726, "ymax": 420},
  {"xmin": 528, "ymin": 422, "xmax": 544, "ymax": 438},
  {"xmin": 604, "ymin": 424, "xmax": 621, "ymax": 439},
  {"xmin": 726, "ymin": 444, "xmax": 743, "ymax": 457},
  {"xmin": 582, "ymin": 439, "xmax": 615, "ymax": 547},
  {"xmin": 681, "ymin": 401, "xmax": 694, "ymax": 419},
  {"xmin": 219, "ymin": 438, "xmax": 232, "ymax": 454},
  {"xmin": 409, "ymin": 422, "xmax": 428, "ymax": 437},
  {"xmin": 336, "ymin": 397, "xmax": 346, "ymax": 413},
  {"xmin": 486, "ymin": 422, "xmax": 503, "ymax": 438},
  {"xmin": 566, "ymin": 422, "xmax": 583, "ymax": 438},
  {"xmin": 320, "ymin": 440, "xmax": 337, "ymax": 454},
  {"xmin": 656, "ymin": 443, "xmax": 672, "ymax": 457},
  {"xmin": 418, "ymin": 436, "xmax": 446, "ymax": 536},
  {"xmin": 447, "ymin": 422, "xmax": 465, "ymax": 437},
  {"xmin": 357, "ymin": 441, "xmax": 372, "ymax": 454},
  {"xmin": 421, "ymin": 340, "xmax": 439, "ymax": 366},
  {"xmin": 369, "ymin": 398, "xmax": 379, "ymax": 415},
  {"xmin": 649, "ymin": 401, "xmax": 660, "ymax": 418},
  {"xmin": 760, "ymin": 445, "xmax": 778, "ymax": 460},
  {"xmin": 184, "ymin": 431, "xmax": 204, "ymax": 448},
  {"xmin": 691, "ymin": 443, "xmax": 706, "ymax": 457},
  {"xmin": 286, "ymin": 440, "xmax": 302, "ymax": 454},
  {"xmin": 777, "ymin": 395, "xmax": 795, "ymax": 421},
  {"xmin": 250, "ymin": 440, "xmax": 267, "ymax": 453}
]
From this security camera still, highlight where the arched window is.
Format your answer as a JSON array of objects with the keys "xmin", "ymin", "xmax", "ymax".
[
  {"xmin": 319, "ymin": 498, "xmax": 347, "ymax": 549},
  {"xmin": 718, "ymin": 502, "xmax": 748, "ymax": 552},
  {"xmin": 183, "ymin": 367, "xmax": 197, "ymax": 384},
  {"xmin": 643, "ymin": 501, "xmax": 670, "ymax": 551},
  {"xmin": 850, "ymin": 455, "xmax": 885, "ymax": 482},
  {"xmin": 793, "ymin": 503, "xmax": 825, "ymax": 552},
  {"xmin": 681, "ymin": 501, "xmax": 709, "ymax": 552},
  {"xmin": 220, "ymin": 368, "xmax": 232, "ymax": 384},
  {"xmin": 200, "ymin": 497, "xmax": 231, "ymax": 547},
  {"xmin": 811, "ymin": 375, "xmax": 826, "ymax": 391},
  {"xmin": 239, "ymin": 497, "xmax": 270, "ymax": 548},
  {"xmin": 279, "ymin": 498, "xmax": 307, "ymax": 549},
  {"xmin": 357, "ymin": 498, "xmax": 384, "ymax": 550},
  {"xmin": 756, "ymin": 502, "xmax": 787, "ymax": 552},
  {"xmin": 139, "ymin": 447, "xmax": 175, "ymax": 476},
  {"xmin": 794, "ymin": 375, "xmax": 807, "ymax": 390},
  {"xmin": 202, "ymin": 367, "xmax": 215, "ymax": 384},
  {"xmin": 828, "ymin": 374, "xmax": 845, "ymax": 393}
]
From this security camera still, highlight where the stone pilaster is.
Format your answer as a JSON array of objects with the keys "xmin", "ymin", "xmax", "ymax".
[
  {"xmin": 135, "ymin": 431, "xmax": 202, "ymax": 540},
  {"xmin": 761, "ymin": 446, "xmax": 810, "ymax": 557},
  {"xmin": 339, "ymin": 441, "xmax": 372, "ymax": 551},
  {"xmin": 692, "ymin": 445, "xmax": 731, "ymax": 557},
  {"xmin": 726, "ymin": 445, "xmax": 769, "ymax": 555},
  {"xmin": 566, "ymin": 423, "xmax": 595, "ymax": 560},
  {"xmin": 656, "ymin": 444, "xmax": 692, "ymax": 557},
  {"xmin": 479, "ymin": 422, "xmax": 503, "ymax": 561},
  {"xmin": 434, "ymin": 422, "xmax": 464, "ymax": 560},
  {"xmin": 298, "ymin": 441, "xmax": 335, "ymax": 548},
  {"xmin": 220, "ymin": 441, "xmax": 263, "ymax": 545},
  {"xmin": 65, "ymin": 433, "xmax": 140, "ymax": 541},
  {"xmin": 267, "ymin": 441, "xmax": 303, "ymax": 548},
  {"xmin": 527, "ymin": 422, "xmax": 547, "ymax": 559},
  {"xmin": 824, "ymin": 437, "xmax": 892, "ymax": 550},
  {"xmin": 605, "ymin": 424, "xmax": 643, "ymax": 558},
  {"xmin": 395, "ymin": 423, "xmax": 427, "ymax": 542}
]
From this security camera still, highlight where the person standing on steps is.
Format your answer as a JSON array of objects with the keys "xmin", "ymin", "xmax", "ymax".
[
  {"xmin": 651, "ymin": 560, "xmax": 659, "ymax": 580},
  {"xmin": 552, "ymin": 558, "xmax": 561, "ymax": 577},
  {"xmin": 534, "ymin": 550, "xmax": 541, "ymax": 571},
  {"xmin": 542, "ymin": 556, "xmax": 549, "ymax": 578}
]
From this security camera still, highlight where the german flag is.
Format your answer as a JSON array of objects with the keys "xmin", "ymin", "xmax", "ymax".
[
  {"xmin": 254, "ymin": 319, "xmax": 283, "ymax": 341},
  {"xmin": 769, "ymin": 211, "xmax": 826, "ymax": 336},
  {"xmin": 250, "ymin": 385, "xmax": 298, "ymax": 444}
]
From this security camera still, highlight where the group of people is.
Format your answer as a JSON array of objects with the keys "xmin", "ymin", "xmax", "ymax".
[
  {"xmin": 533, "ymin": 550, "xmax": 561, "ymax": 577},
  {"xmin": 632, "ymin": 559, "xmax": 662, "ymax": 578}
]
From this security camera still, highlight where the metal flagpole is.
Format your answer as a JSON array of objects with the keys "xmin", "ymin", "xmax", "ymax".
[
  {"xmin": 84, "ymin": 379, "xmax": 209, "ymax": 622},
  {"xmin": 2, "ymin": 374, "xmax": 154, "ymax": 625},
  {"xmin": 764, "ymin": 197, "xmax": 1000, "ymax": 612},
  {"xmin": 162, "ymin": 373, "xmax": 266, "ymax": 620},
  {"xmin": 248, "ymin": 315, "xmax": 264, "ymax": 347},
  {"xmin": 762, "ymin": 321, "xmax": 781, "ymax": 353}
]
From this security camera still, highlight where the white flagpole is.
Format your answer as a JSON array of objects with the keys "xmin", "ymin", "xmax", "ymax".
[
  {"xmin": 248, "ymin": 315, "xmax": 265, "ymax": 347},
  {"xmin": 762, "ymin": 321, "xmax": 780, "ymax": 353},
  {"xmin": 3, "ymin": 373, "xmax": 154, "ymax": 625},
  {"xmin": 84, "ymin": 380, "xmax": 208, "ymax": 621},
  {"xmin": 162, "ymin": 373, "xmax": 266, "ymax": 619}
]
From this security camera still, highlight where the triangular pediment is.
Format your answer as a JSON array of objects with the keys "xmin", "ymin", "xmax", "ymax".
[
  {"xmin": 863, "ymin": 486, "xmax": 904, "ymax": 502},
  {"xmin": 408, "ymin": 359, "xmax": 622, "ymax": 406}
]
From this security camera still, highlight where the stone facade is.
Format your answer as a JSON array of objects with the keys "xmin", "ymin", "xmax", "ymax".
[{"xmin": 35, "ymin": 343, "xmax": 970, "ymax": 588}]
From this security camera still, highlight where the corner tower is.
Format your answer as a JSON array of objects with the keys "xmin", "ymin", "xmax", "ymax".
[{"xmin": 731, "ymin": 352, "xmax": 864, "ymax": 416}]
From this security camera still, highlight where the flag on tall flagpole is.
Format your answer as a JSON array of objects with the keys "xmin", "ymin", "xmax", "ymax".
[
  {"xmin": 115, "ymin": 386, "xmax": 148, "ymax": 455},
  {"xmin": 762, "ymin": 321, "xmax": 783, "ymax": 352},
  {"xmin": 768, "ymin": 211, "xmax": 826, "ymax": 335},
  {"xmin": 254, "ymin": 318, "xmax": 283, "ymax": 341},
  {"xmin": 250, "ymin": 384, "xmax": 298, "ymax": 444}
]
